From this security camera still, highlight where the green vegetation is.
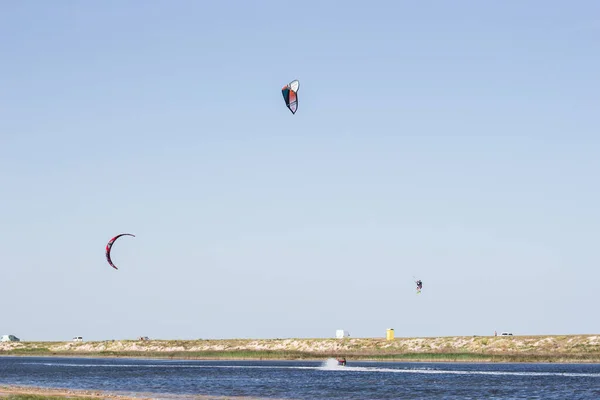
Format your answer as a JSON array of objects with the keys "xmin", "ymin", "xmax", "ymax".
[
  {"xmin": 6, "ymin": 347, "xmax": 51, "ymax": 354},
  {"xmin": 2, "ymin": 349, "xmax": 599, "ymax": 363}
]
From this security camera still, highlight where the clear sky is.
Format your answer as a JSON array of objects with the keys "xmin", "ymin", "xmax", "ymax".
[{"xmin": 1, "ymin": 0, "xmax": 599, "ymax": 341}]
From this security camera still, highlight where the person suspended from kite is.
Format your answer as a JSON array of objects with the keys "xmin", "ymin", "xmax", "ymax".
[
  {"xmin": 105, "ymin": 233, "xmax": 135, "ymax": 270},
  {"xmin": 416, "ymin": 279, "xmax": 423, "ymax": 293},
  {"xmin": 281, "ymin": 79, "xmax": 299, "ymax": 114}
]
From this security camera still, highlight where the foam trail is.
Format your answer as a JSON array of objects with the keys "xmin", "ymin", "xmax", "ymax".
[{"xmin": 22, "ymin": 362, "xmax": 600, "ymax": 378}]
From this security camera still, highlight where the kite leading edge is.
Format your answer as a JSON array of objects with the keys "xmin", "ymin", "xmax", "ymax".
[{"xmin": 105, "ymin": 233, "xmax": 135, "ymax": 270}]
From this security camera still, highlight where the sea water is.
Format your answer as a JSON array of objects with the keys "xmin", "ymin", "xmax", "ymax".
[{"xmin": 1, "ymin": 356, "xmax": 599, "ymax": 399}]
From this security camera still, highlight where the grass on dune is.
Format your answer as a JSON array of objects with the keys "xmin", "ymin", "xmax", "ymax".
[
  {"xmin": 3, "ymin": 335, "xmax": 600, "ymax": 363},
  {"xmin": 5, "ymin": 349, "xmax": 599, "ymax": 363}
]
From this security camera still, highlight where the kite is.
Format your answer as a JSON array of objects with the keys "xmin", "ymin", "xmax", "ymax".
[
  {"xmin": 105, "ymin": 233, "xmax": 135, "ymax": 270},
  {"xmin": 281, "ymin": 79, "xmax": 299, "ymax": 114}
]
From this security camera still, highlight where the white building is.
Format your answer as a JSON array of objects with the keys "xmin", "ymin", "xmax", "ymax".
[
  {"xmin": 336, "ymin": 330, "xmax": 350, "ymax": 339},
  {"xmin": 1, "ymin": 334, "xmax": 20, "ymax": 342}
]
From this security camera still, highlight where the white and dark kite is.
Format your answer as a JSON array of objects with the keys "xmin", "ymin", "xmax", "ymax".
[{"xmin": 281, "ymin": 80, "xmax": 299, "ymax": 114}]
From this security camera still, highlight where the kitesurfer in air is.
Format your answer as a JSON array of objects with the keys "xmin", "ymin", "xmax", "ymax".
[{"xmin": 416, "ymin": 280, "xmax": 423, "ymax": 291}]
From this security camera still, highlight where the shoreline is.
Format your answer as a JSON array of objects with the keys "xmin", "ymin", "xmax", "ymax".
[
  {"xmin": 2, "ymin": 352, "xmax": 600, "ymax": 364},
  {"xmin": 0, "ymin": 385, "xmax": 152, "ymax": 400},
  {"xmin": 0, "ymin": 385, "xmax": 262, "ymax": 400}
]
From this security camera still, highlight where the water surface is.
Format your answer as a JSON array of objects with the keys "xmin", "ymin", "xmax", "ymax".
[{"xmin": 1, "ymin": 356, "xmax": 599, "ymax": 399}]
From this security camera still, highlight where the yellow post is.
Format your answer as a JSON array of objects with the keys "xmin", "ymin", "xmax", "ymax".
[{"xmin": 386, "ymin": 328, "xmax": 395, "ymax": 341}]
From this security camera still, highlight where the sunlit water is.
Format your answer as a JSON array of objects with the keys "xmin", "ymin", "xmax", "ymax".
[{"xmin": 1, "ymin": 356, "xmax": 600, "ymax": 399}]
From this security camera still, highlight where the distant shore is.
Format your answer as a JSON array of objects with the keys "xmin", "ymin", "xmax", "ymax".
[{"xmin": 2, "ymin": 335, "xmax": 600, "ymax": 363}]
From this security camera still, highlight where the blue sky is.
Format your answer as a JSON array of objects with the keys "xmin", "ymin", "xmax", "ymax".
[{"xmin": 1, "ymin": 0, "xmax": 599, "ymax": 341}]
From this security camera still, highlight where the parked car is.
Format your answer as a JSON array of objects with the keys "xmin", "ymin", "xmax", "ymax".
[
  {"xmin": 73, "ymin": 336, "xmax": 83, "ymax": 342},
  {"xmin": 500, "ymin": 332, "xmax": 513, "ymax": 336}
]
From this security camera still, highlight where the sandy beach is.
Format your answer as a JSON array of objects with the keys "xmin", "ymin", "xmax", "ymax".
[
  {"xmin": 0, "ymin": 385, "xmax": 152, "ymax": 399},
  {"xmin": 0, "ymin": 385, "xmax": 269, "ymax": 400}
]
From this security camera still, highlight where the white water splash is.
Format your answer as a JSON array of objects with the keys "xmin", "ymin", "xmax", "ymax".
[{"xmin": 320, "ymin": 358, "xmax": 345, "ymax": 370}]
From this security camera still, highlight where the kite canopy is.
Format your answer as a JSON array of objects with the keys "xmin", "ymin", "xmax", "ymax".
[
  {"xmin": 105, "ymin": 233, "xmax": 135, "ymax": 270},
  {"xmin": 281, "ymin": 79, "xmax": 299, "ymax": 114}
]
